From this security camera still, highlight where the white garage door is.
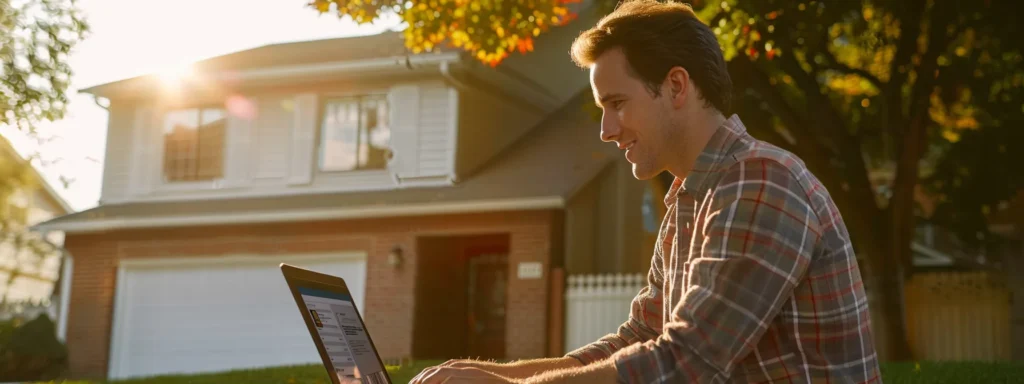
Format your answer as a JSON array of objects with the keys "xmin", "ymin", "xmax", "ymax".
[{"xmin": 107, "ymin": 253, "xmax": 367, "ymax": 380}]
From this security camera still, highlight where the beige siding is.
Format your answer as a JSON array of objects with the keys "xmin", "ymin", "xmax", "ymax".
[
  {"xmin": 100, "ymin": 80, "xmax": 456, "ymax": 203},
  {"xmin": 455, "ymin": 86, "xmax": 543, "ymax": 178},
  {"xmin": 563, "ymin": 161, "xmax": 648, "ymax": 275},
  {"xmin": 99, "ymin": 104, "xmax": 134, "ymax": 203}
]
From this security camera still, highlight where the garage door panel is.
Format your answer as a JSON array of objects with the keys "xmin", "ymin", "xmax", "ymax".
[{"xmin": 110, "ymin": 255, "xmax": 367, "ymax": 379}]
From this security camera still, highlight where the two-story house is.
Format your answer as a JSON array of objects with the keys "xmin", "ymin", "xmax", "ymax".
[
  {"xmin": 34, "ymin": 4, "xmax": 660, "ymax": 380},
  {"xmin": 0, "ymin": 135, "xmax": 72, "ymax": 322}
]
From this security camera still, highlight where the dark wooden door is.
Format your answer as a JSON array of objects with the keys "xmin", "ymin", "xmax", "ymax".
[{"xmin": 466, "ymin": 252, "xmax": 507, "ymax": 359}]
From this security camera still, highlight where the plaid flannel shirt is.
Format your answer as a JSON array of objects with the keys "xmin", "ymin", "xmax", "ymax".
[{"xmin": 566, "ymin": 115, "xmax": 882, "ymax": 383}]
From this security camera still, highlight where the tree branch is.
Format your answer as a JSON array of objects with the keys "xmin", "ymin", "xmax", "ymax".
[{"xmin": 818, "ymin": 47, "xmax": 885, "ymax": 90}]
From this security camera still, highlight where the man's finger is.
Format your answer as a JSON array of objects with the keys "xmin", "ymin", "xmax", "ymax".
[
  {"xmin": 418, "ymin": 366, "xmax": 453, "ymax": 384},
  {"xmin": 409, "ymin": 366, "xmax": 439, "ymax": 384}
]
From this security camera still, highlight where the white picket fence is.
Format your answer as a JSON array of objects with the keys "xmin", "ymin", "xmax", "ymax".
[{"xmin": 563, "ymin": 273, "xmax": 646, "ymax": 354}]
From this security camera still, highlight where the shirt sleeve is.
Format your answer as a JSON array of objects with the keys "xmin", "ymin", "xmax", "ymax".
[
  {"xmin": 564, "ymin": 209, "xmax": 672, "ymax": 365},
  {"xmin": 611, "ymin": 158, "xmax": 821, "ymax": 383}
]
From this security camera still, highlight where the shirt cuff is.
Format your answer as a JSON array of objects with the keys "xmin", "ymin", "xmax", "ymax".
[
  {"xmin": 609, "ymin": 339, "xmax": 661, "ymax": 384},
  {"xmin": 564, "ymin": 344, "xmax": 611, "ymax": 366}
]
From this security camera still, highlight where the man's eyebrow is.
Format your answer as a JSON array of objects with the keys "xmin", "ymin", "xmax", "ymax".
[{"xmin": 596, "ymin": 93, "xmax": 625, "ymax": 106}]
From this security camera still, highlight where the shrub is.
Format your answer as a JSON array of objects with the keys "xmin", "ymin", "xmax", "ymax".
[{"xmin": 0, "ymin": 314, "xmax": 69, "ymax": 382}]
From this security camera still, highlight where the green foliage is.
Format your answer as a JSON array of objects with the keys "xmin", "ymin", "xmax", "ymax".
[
  {"xmin": 0, "ymin": 314, "xmax": 69, "ymax": 382},
  {"xmin": 880, "ymin": 361, "xmax": 1024, "ymax": 384},
  {"xmin": 0, "ymin": 0, "xmax": 88, "ymax": 131},
  {"xmin": 308, "ymin": 0, "xmax": 578, "ymax": 66},
  {"xmin": 31, "ymin": 360, "xmax": 439, "ymax": 384}
]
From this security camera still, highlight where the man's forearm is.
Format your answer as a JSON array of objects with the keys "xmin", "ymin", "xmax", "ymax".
[
  {"xmin": 524, "ymin": 358, "xmax": 619, "ymax": 384},
  {"xmin": 500, "ymin": 357, "xmax": 583, "ymax": 378}
]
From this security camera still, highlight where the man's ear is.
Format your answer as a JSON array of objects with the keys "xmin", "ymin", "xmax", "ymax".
[{"xmin": 664, "ymin": 66, "xmax": 690, "ymax": 109}]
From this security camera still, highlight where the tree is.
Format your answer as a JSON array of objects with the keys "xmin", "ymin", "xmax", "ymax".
[
  {"xmin": 307, "ymin": 0, "xmax": 1023, "ymax": 360},
  {"xmin": 0, "ymin": 0, "xmax": 87, "ymax": 308}
]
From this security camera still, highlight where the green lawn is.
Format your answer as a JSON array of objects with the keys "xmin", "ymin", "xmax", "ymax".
[{"xmin": 35, "ymin": 361, "xmax": 1024, "ymax": 383}]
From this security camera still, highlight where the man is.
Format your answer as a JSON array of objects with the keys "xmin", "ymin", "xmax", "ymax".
[{"xmin": 411, "ymin": 0, "xmax": 881, "ymax": 382}]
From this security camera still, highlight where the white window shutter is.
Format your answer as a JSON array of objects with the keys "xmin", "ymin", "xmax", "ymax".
[
  {"xmin": 388, "ymin": 84, "xmax": 420, "ymax": 179},
  {"xmin": 288, "ymin": 93, "xmax": 318, "ymax": 185},
  {"xmin": 128, "ymin": 106, "xmax": 156, "ymax": 196},
  {"xmin": 222, "ymin": 106, "xmax": 253, "ymax": 187}
]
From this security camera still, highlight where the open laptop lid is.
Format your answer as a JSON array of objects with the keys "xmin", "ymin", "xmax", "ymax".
[{"xmin": 280, "ymin": 263, "xmax": 392, "ymax": 384}]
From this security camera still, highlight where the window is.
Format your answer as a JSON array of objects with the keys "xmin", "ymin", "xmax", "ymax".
[
  {"xmin": 641, "ymin": 184, "xmax": 659, "ymax": 233},
  {"xmin": 318, "ymin": 95, "xmax": 391, "ymax": 172},
  {"xmin": 162, "ymin": 107, "xmax": 226, "ymax": 182}
]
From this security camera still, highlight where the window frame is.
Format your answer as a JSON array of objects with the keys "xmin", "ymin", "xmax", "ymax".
[
  {"xmin": 158, "ymin": 104, "xmax": 229, "ymax": 187},
  {"xmin": 314, "ymin": 92, "xmax": 393, "ymax": 175}
]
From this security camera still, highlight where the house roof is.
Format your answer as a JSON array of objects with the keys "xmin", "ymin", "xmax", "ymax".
[
  {"xmin": 0, "ymin": 136, "xmax": 73, "ymax": 215},
  {"xmin": 79, "ymin": 31, "xmax": 459, "ymax": 99},
  {"xmin": 33, "ymin": 90, "xmax": 617, "ymax": 233}
]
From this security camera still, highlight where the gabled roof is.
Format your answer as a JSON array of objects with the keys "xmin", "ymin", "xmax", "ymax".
[
  {"xmin": 33, "ymin": 89, "xmax": 616, "ymax": 233},
  {"xmin": 0, "ymin": 135, "xmax": 73, "ymax": 216},
  {"xmin": 79, "ymin": 31, "xmax": 461, "ymax": 99}
]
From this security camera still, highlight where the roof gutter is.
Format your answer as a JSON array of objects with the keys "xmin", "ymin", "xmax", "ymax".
[
  {"xmin": 79, "ymin": 52, "xmax": 466, "ymax": 99},
  {"xmin": 31, "ymin": 196, "xmax": 564, "ymax": 234},
  {"xmin": 217, "ymin": 52, "xmax": 464, "ymax": 82}
]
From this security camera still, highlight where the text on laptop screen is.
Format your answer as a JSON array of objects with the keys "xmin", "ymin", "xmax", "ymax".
[{"xmin": 298, "ymin": 287, "xmax": 387, "ymax": 384}]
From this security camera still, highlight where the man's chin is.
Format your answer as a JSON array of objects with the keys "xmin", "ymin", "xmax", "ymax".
[{"xmin": 630, "ymin": 164, "xmax": 657, "ymax": 180}]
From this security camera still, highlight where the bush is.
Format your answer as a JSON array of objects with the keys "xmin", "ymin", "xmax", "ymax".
[
  {"xmin": 881, "ymin": 361, "xmax": 1024, "ymax": 384},
  {"xmin": 0, "ymin": 314, "xmax": 69, "ymax": 382}
]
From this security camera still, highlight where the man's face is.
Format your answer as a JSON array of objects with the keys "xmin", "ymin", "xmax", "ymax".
[{"xmin": 590, "ymin": 48, "xmax": 677, "ymax": 180}]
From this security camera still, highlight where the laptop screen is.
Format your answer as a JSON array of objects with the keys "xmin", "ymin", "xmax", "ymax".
[{"xmin": 298, "ymin": 287, "xmax": 388, "ymax": 384}]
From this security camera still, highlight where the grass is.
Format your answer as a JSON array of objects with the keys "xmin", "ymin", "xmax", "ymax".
[
  {"xmin": 34, "ymin": 360, "xmax": 1024, "ymax": 383},
  {"xmin": 36, "ymin": 361, "xmax": 439, "ymax": 384}
]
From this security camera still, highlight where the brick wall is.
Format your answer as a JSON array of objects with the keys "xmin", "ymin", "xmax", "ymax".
[{"xmin": 61, "ymin": 209, "xmax": 559, "ymax": 379}]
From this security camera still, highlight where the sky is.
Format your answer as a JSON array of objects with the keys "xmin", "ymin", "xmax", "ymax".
[{"xmin": 2, "ymin": 0, "xmax": 401, "ymax": 211}]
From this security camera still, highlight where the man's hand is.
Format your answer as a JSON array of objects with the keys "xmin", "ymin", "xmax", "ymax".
[
  {"xmin": 410, "ymin": 357, "xmax": 617, "ymax": 384},
  {"xmin": 411, "ymin": 357, "xmax": 583, "ymax": 383},
  {"xmin": 409, "ymin": 365, "xmax": 519, "ymax": 384}
]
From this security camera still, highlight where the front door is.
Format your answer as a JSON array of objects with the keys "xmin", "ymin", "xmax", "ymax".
[{"xmin": 466, "ymin": 252, "xmax": 507, "ymax": 359}]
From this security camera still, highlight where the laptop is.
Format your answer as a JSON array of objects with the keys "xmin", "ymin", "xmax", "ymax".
[{"xmin": 280, "ymin": 263, "xmax": 392, "ymax": 384}]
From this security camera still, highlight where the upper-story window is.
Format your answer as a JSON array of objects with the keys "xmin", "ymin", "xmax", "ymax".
[
  {"xmin": 162, "ymin": 107, "xmax": 227, "ymax": 182},
  {"xmin": 318, "ymin": 95, "xmax": 391, "ymax": 172}
]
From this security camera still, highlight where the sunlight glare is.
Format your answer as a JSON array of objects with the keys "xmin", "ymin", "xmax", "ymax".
[{"xmin": 156, "ymin": 61, "xmax": 195, "ymax": 89}]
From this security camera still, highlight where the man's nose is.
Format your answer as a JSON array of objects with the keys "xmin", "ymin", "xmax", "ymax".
[{"xmin": 600, "ymin": 113, "xmax": 619, "ymax": 143}]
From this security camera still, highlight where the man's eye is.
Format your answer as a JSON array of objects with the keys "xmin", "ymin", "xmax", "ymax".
[{"xmin": 612, "ymin": 100, "xmax": 625, "ymax": 109}]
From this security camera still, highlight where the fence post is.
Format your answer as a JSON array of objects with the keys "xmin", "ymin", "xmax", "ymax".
[{"xmin": 548, "ymin": 267, "xmax": 565, "ymax": 357}]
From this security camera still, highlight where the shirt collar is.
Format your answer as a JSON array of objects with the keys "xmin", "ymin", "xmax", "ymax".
[{"xmin": 663, "ymin": 114, "xmax": 748, "ymax": 208}]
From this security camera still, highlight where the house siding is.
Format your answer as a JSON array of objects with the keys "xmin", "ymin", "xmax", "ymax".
[
  {"xmin": 454, "ymin": 86, "xmax": 543, "ymax": 179},
  {"xmin": 99, "ymin": 80, "xmax": 457, "ymax": 204},
  {"xmin": 62, "ymin": 209, "xmax": 559, "ymax": 379},
  {"xmin": 99, "ymin": 103, "xmax": 134, "ymax": 204}
]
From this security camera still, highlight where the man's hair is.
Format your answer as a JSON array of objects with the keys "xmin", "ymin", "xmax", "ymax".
[{"xmin": 570, "ymin": 0, "xmax": 732, "ymax": 113}]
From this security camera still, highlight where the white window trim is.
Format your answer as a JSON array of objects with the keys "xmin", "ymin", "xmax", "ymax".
[
  {"xmin": 315, "ymin": 89, "xmax": 394, "ymax": 176},
  {"xmin": 155, "ymin": 106, "xmax": 230, "ymax": 190}
]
